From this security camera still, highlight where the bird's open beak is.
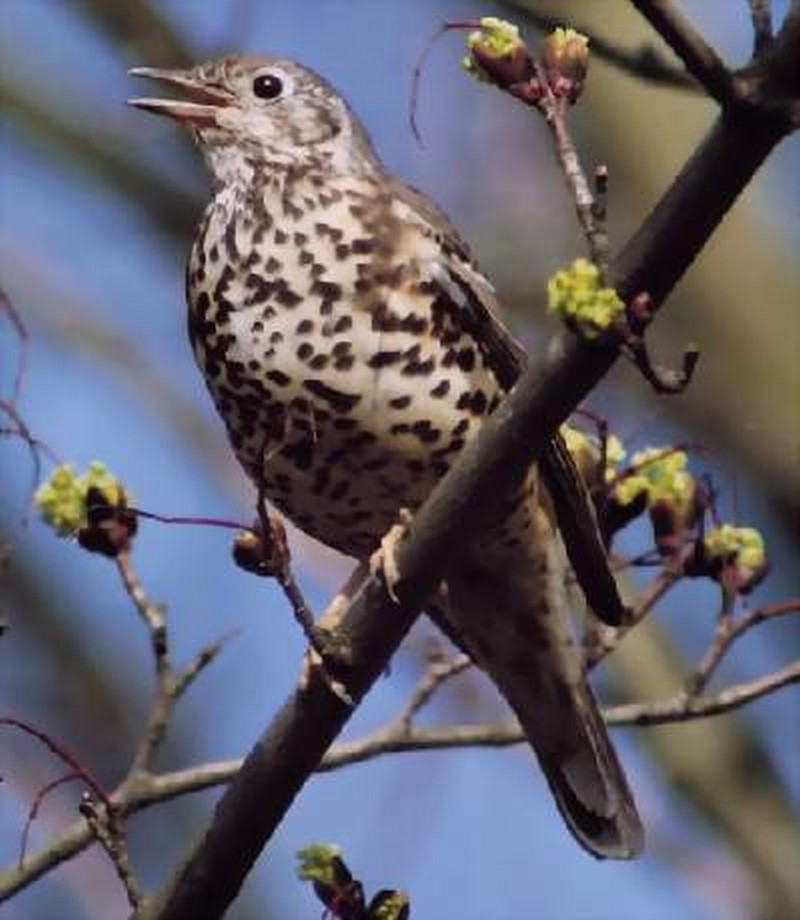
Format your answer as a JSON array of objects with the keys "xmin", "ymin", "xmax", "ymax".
[{"xmin": 128, "ymin": 67, "xmax": 232, "ymax": 126}]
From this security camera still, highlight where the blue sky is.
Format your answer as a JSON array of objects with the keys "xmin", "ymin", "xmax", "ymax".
[{"xmin": 2, "ymin": 3, "xmax": 798, "ymax": 919}]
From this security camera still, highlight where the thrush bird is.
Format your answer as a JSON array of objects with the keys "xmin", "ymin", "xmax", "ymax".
[{"xmin": 130, "ymin": 54, "xmax": 643, "ymax": 859}]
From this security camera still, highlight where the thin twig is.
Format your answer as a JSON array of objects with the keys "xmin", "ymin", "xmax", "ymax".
[
  {"xmin": 747, "ymin": 0, "xmax": 774, "ymax": 56},
  {"xmin": 80, "ymin": 794, "xmax": 142, "ymax": 910},
  {"xmin": 531, "ymin": 60, "xmax": 610, "ymax": 277},
  {"xmin": 630, "ymin": 0, "xmax": 735, "ymax": 104},
  {"xmin": 130, "ymin": 632, "xmax": 234, "ymax": 775},
  {"xmin": 116, "ymin": 551, "xmax": 168, "ymax": 677},
  {"xmin": 0, "ymin": 718, "xmax": 110, "ymax": 807},
  {"xmin": 0, "ymin": 287, "xmax": 29, "ymax": 406},
  {"xmin": 392, "ymin": 653, "xmax": 472, "ymax": 733},
  {"xmin": 18, "ymin": 773, "xmax": 83, "ymax": 869},
  {"xmin": 688, "ymin": 597, "xmax": 800, "ymax": 696},
  {"xmin": 584, "ymin": 567, "xmax": 681, "ymax": 667}
]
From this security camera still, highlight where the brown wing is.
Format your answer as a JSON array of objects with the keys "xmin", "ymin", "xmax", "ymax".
[{"xmin": 390, "ymin": 179, "xmax": 625, "ymax": 625}]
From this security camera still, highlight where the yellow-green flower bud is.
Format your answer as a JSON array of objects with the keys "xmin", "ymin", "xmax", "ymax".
[
  {"xmin": 296, "ymin": 844, "xmax": 343, "ymax": 887},
  {"xmin": 34, "ymin": 464, "xmax": 85, "ymax": 536},
  {"xmin": 547, "ymin": 258, "xmax": 624, "ymax": 340},
  {"xmin": 614, "ymin": 447, "xmax": 694, "ymax": 513},
  {"xmin": 704, "ymin": 525, "xmax": 766, "ymax": 569},
  {"xmin": 464, "ymin": 16, "xmax": 534, "ymax": 87},
  {"xmin": 35, "ymin": 461, "xmax": 130, "ymax": 542}
]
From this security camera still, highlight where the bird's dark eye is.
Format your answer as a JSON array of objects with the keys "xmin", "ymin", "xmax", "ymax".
[{"xmin": 252, "ymin": 73, "xmax": 283, "ymax": 100}]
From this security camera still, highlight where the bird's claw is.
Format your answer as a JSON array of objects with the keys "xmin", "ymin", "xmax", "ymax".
[{"xmin": 370, "ymin": 509, "xmax": 413, "ymax": 604}]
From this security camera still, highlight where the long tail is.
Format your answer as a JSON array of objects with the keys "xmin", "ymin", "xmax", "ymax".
[{"xmin": 441, "ymin": 520, "xmax": 644, "ymax": 859}]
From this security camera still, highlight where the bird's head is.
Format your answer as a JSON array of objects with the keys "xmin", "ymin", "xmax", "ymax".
[{"xmin": 129, "ymin": 55, "xmax": 375, "ymax": 184}]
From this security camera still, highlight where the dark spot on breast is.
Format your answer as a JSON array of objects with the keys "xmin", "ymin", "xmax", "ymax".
[
  {"xmin": 470, "ymin": 390, "xmax": 488, "ymax": 414},
  {"xmin": 332, "ymin": 341, "xmax": 352, "ymax": 357},
  {"xmin": 297, "ymin": 343, "xmax": 314, "ymax": 361},
  {"xmin": 296, "ymin": 318, "xmax": 314, "ymax": 334},
  {"xmin": 389, "ymin": 395, "xmax": 412, "ymax": 410},
  {"xmin": 335, "ymin": 243, "xmax": 351, "ymax": 260},
  {"xmin": 299, "ymin": 250, "xmax": 314, "ymax": 265},
  {"xmin": 303, "ymin": 379, "xmax": 361, "ymax": 413},
  {"xmin": 334, "ymin": 354, "xmax": 355, "ymax": 371},
  {"xmin": 332, "ymin": 416, "xmax": 358, "ymax": 431},
  {"xmin": 294, "ymin": 231, "xmax": 308, "ymax": 246},
  {"xmin": 312, "ymin": 280, "xmax": 342, "ymax": 302},
  {"xmin": 309, "ymin": 354, "xmax": 329, "ymax": 370},
  {"xmin": 399, "ymin": 313, "xmax": 428, "ymax": 334},
  {"xmin": 368, "ymin": 350, "xmax": 402, "ymax": 369},
  {"xmin": 411, "ymin": 420, "xmax": 441, "ymax": 444},
  {"xmin": 351, "ymin": 238, "xmax": 376, "ymax": 254},
  {"xmin": 369, "ymin": 300, "xmax": 401, "ymax": 332},
  {"xmin": 275, "ymin": 282, "xmax": 303, "ymax": 308},
  {"xmin": 281, "ymin": 437, "xmax": 314, "ymax": 471},
  {"xmin": 430, "ymin": 379, "xmax": 450, "ymax": 398},
  {"xmin": 402, "ymin": 356, "xmax": 436, "ymax": 376},
  {"xmin": 274, "ymin": 229, "xmax": 288, "ymax": 245},
  {"xmin": 333, "ymin": 315, "xmax": 353, "ymax": 333},
  {"xmin": 269, "ymin": 330, "xmax": 284, "ymax": 344},
  {"xmin": 267, "ymin": 369, "xmax": 291, "ymax": 387},
  {"xmin": 314, "ymin": 222, "xmax": 344, "ymax": 243},
  {"xmin": 456, "ymin": 347, "xmax": 476, "ymax": 372}
]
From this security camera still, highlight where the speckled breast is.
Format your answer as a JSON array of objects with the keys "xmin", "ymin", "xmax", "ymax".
[{"xmin": 186, "ymin": 173, "xmax": 502, "ymax": 557}]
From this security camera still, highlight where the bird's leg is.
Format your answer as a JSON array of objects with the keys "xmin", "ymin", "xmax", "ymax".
[{"xmin": 369, "ymin": 509, "xmax": 414, "ymax": 604}]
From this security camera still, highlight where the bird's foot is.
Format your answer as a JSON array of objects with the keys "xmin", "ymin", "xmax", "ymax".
[{"xmin": 370, "ymin": 509, "xmax": 413, "ymax": 604}]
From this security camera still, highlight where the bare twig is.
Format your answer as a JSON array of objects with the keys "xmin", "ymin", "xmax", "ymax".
[
  {"xmin": 116, "ymin": 551, "xmax": 168, "ymax": 677},
  {"xmin": 131, "ymin": 632, "xmax": 233, "ymax": 775},
  {"xmin": 688, "ymin": 597, "xmax": 800, "ymax": 696},
  {"xmin": 584, "ymin": 567, "xmax": 681, "ymax": 666},
  {"xmin": 747, "ymin": 0, "xmax": 774, "ymax": 56},
  {"xmin": 18, "ymin": 773, "xmax": 83, "ymax": 869},
  {"xmin": 80, "ymin": 793, "xmax": 142, "ymax": 910},
  {"xmin": 630, "ymin": 0, "xmax": 735, "ymax": 104},
  {"xmin": 392, "ymin": 652, "xmax": 472, "ymax": 733},
  {"xmin": 0, "ymin": 287, "xmax": 29, "ymax": 406},
  {"xmin": 0, "ymin": 718, "xmax": 110, "ymax": 808},
  {"xmin": 532, "ymin": 60, "xmax": 611, "ymax": 276}
]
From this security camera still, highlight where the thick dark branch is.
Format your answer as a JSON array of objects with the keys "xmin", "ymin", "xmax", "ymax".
[
  {"xmin": 141, "ymin": 36, "xmax": 798, "ymax": 920},
  {"xmin": 630, "ymin": 0, "xmax": 734, "ymax": 103}
]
